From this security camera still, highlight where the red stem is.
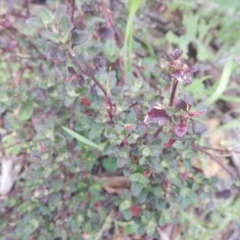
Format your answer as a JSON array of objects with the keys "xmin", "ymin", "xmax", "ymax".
[
  {"xmin": 69, "ymin": 54, "xmax": 114, "ymax": 123},
  {"xmin": 169, "ymin": 79, "xmax": 178, "ymax": 106}
]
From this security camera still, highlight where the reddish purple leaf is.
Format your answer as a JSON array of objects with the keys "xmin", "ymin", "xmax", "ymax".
[
  {"xmin": 180, "ymin": 171, "xmax": 189, "ymax": 181},
  {"xmin": 173, "ymin": 118, "xmax": 189, "ymax": 138},
  {"xmin": 1, "ymin": 17, "xmax": 12, "ymax": 28},
  {"xmin": 215, "ymin": 189, "xmax": 231, "ymax": 199},
  {"xmin": 92, "ymin": 56, "xmax": 106, "ymax": 74},
  {"xmin": 71, "ymin": 30, "xmax": 90, "ymax": 47},
  {"xmin": 188, "ymin": 65, "xmax": 198, "ymax": 73},
  {"xmin": 68, "ymin": 66, "xmax": 77, "ymax": 75},
  {"xmin": 36, "ymin": 89, "xmax": 47, "ymax": 101},
  {"xmin": 7, "ymin": 40, "xmax": 18, "ymax": 51},
  {"xmin": 188, "ymin": 111, "xmax": 203, "ymax": 117},
  {"xmin": 170, "ymin": 70, "xmax": 192, "ymax": 85},
  {"xmin": 170, "ymin": 49, "xmax": 183, "ymax": 60},
  {"xmin": 131, "ymin": 205, "xmax": 142, "ymax": 217},
  {"xmin": 97, "ymin": 27, "xmax": 114, "ymax": 41},
  {"xmin": 162, "ymin": 72, "xmax": 172, "ymax": 82},
  {"xmin": 71, "ymin": 76, "xmax": 86, "ymax": 88},
  {"xmin": 46, "ymin": 46, "xmax": 66, "ymax": 62},
  {"xmin": 145, "ymin": 107, "xmax": 169, "ymax": 126},
  {"xmin": 81, "ymin": 3, "xmax": 95, "ymax": 13},
  {"xmin": 78, "ymin": 75, "xmax": 86, "ymax": 85},
  {"xmin": 206, "ymin": 200, "xmax": 214, "ymax": 210},
  {"xmin": 66, "ymin": 66, "xmax": 78, "ymax": 82},
  {"xmin": 164, "ymin": 138, "xmax": 176, "ymax": 149},
  {"xmin": 175, "ymin": 99, "xmax": 188, "ymax": 112},
  {"xmin": 192, "ymin": 120, "xmax": 207, "ymax": 135},
  {"xmin": 110, "ymin": 0, "xmax": 121, "ymax": 10},
  {"xmin": 183, "ymin": 93, "xmax": 194, "ymax": 105}
]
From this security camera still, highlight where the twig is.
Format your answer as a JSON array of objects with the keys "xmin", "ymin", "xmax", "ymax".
[
  {"xmin": 69, "ymin": 0, "xmax": 75, "ymax": 22},
  {"xmin": 201, "ymin": 146, "xmax": 240, "ymax": 155},
  {"xmin": 25, "ymin": 0, "xmax": 30, "ymax": 16},
  {"xmin": 153, "ymin": 127, "xmax": 163, "ymax": 139},
  {"xmin": 8, "ymin": 11, "xmax": 28, "ymax": 19},
  {"xmin": 191, "ymin": 143, "xmax": 236, "ymax": 177},
  {"xmin": 69, "ymin": 98, "xmax": 76, "ymax": 130},
  {"xmin": 169, "ymin": 79, "xmax": 178, "ymax": 106}
]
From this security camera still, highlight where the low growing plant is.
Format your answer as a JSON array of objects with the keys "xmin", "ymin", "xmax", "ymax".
[{"xmin": 0, "ymin": 1, "xmax": 238, "ymax": 239}]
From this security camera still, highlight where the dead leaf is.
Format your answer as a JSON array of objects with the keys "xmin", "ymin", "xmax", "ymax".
[{"xmin": 95, "ymin": 176, "xmax": 130, "ymax": 194}]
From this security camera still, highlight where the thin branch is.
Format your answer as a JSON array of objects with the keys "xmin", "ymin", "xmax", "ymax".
[
  {"xmin": 69, "ymin": 53, "xmax": 114, "ymax": 122},
  {"xmin": 153, "ymin": 127, "xmax": 163, "ymax": 139},
  {"xmin": 69, "ymin": 98, "xmax": 76, "ymax": 130},
  {"xmin": 201, "ymin": 145, "xmax": 240, "ymax": 155},
  {"xmin": 69, "ymin": 0, "xmax": 75, "ymax": 22},
  {"xmin": 69, "ymin": 54, "xmax": 108, "ymax": 97},
  {"xmin": 25, "ymin": 0, "xmax": 30, "ymax": 16},
  {"xmin": 191, "ymin": 143, "xmax": 236, "ymax": 177},
  {"xmin": 169, "ymin": 79, "xmax": 178, "ymax": 106}
]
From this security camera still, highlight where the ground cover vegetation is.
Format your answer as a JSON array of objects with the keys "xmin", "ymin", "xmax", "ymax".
[{"xmin": 0, "ymin": 0, "xmax": 240, "ymax": 239}]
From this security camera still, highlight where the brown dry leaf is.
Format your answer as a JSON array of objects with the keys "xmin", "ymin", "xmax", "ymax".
[
  {"xmin": 12, "ymin": 106, "xmax": 21, "ymax": 120},
  {"xmin": 201, "ymin": 156, "xmax": 228, "ymax": 179},
  {"xmin": 208, "ymin": 118, "xmax": 226, "ymax": 148},
  {"xmin": 96, "ymin": 176, "xmax": 130, "ymax": 194}
]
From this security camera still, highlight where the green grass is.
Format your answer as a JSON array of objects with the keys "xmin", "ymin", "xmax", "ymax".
[{"xmin": 123, "ymin": 0, "xmax": 143, "ymax": 71}]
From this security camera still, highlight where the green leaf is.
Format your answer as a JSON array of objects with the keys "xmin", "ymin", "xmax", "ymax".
[
  {"xmin": 158, "ymin": 217, "xmax": 167, "ymax": 227},
  {"xmin": 180, "ymin": 197, "xmax": 191, "ymax": 210},
  {"xmin": 138, "ymin": 190, "xmax": 148, "ymax": 203},
  {"xmin": 122, "ymin": 209, "xmax": 132, "ymax": 221},
  {"xmin": 59, "ymin": 15, "xmax": 74, "ymax": 43},
  {"xmin": 14, "ymin": 21, "xmax": 38, "ymax": 36},
  {"xmin": 71, "ymin": 218, "xmax": 81, "ymax": 233},
  {"xmin": 120, "ymin": 199, "xmax": 131, "ymax": 211},
  {"xmin": 18, "ymin": 102, "xmax": 33, "ymax": 121},
  {"xmin": 220, "ymin": 94, "xmax": 240, "ymax": 103},
  {"xmin": 131, "ymin": 182, "xmax": 143, "ymax": 196},
  {"xmin": 102, "ymin": 157, "xmax": 118, "ymax": 172},
  {"xmin": 205, "ymin": 61, "xmax": 235, "ymax": 106},
  {"xmin": 62, "ymin": 126, "xmax": 103, "ymax": 150},
  {"xmin": 127, "ymin": 109, "xmax": 137, "ymax": 123},
  {"xmin": 54, "ymin": 4, "xmax": 67, "ymax": 21},
  {"xmin": 141, "ymin": 146, "xmax": 151, "ymax": 157},
  {"xmin": 155, "ymin": 199, "xmax": 166, "ymax": 211},
  {"xmin": 71, "ymin": 30, "xmax": 90, "ymax": 47},
  {"xmin": 55, "ymin": 152, "xmax": 69, "ymax": 162},
  {"xmin": 146, "ymin": 220, "xmax": 157, "ymax": 236},
  {"xmin": 117, "ymin": 158, "xmax": 128, "ymax": 168},
  {"xmin": 2, "ymin": 134, "xmax": 21, "ymax": 156},
  {"xmin": 42, "ymin": 30, "xmax": 59, "ymax": 43},
  {"xmin": 26, "ymin": 17, "xmax": 43, "ymax": 28},
  {"xmin": 130, "ymin": 173, "xmax": 150, "ymax": 185},
  {"xmin": 40, "ymin": 8, "xmax": 55, "ymax": 27}
]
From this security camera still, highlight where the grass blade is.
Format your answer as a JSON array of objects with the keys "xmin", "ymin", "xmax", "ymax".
[
  {"xmin": 220, "ymin": 95, "xmax": 240, "ymax": 103},
  {"xmin": 123, "ymin": 0, "xmax": 143, "ymax": 71},
  {"xmin": 205, "ymin": 61, "xmax": 235, "ymax": 106},
  {"xmin": 62, "ymin": 126, "xmax": 103, "ymax": 151}
]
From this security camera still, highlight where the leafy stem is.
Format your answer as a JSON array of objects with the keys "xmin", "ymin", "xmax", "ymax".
[{"xmin": 69, "ymin": 53, "xmax": 114, "ymax": 123}]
